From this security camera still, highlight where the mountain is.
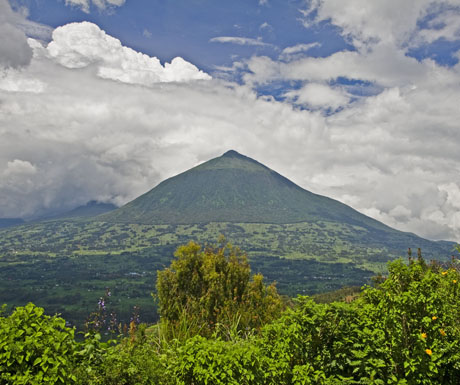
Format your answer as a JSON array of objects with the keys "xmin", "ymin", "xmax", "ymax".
[
  {"xmin": 47, "ymin": 201, "xmax": 117, "ymax": 220},
  {"xmin": 101, "ymin": 150, "xmax": 388, "ymax": 228},
  {"xmin": 98, "ymin": 150, "xmax": 457, "ymax": 269}
]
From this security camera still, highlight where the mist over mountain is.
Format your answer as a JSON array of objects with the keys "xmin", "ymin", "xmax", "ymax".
[{"xmin": 40, "ymin": 201, "xmax": 118, "ymax": 221}]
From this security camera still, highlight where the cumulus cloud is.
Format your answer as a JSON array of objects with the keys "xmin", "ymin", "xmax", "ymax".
[
  {"xmin": 243, "ymin": 45, "xmax": 432, "ymax": 88},
  {"xmin": 418, "ymin": 5, "xmax": 460, "ymax": 44},
  {"xmin": 259, "ymin": 22, "xmax": 273, "ymax": 31},
  {"xmin": 0, "ymin": 46, "xmax": 320, "ymax": 218},
  {"xmin": 0, "ymin": 0, "xmax": 33, "ymax": 68},
  {"xmin": 65, "ymin": 0, "xmax": 126, "ymax": 13},
  {"xmin": 46, "ymin": 22, "xmax": 210, "ymax": 84},
  {"xmin": 210, "ymin": 36, "xmax": 272, "ymax": 47}
]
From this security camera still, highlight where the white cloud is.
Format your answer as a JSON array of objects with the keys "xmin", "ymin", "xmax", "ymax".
[
  {"xmin": 143, "ymin": 29, "xmax": 152, "ymax": 38},
  {"xmin": 0, "ymin": 27, "xmax": 318, "ymax": 219},
  {"xmin": 259, "ymin": 22, "xmax": 272, "ymax": 31},
  {"xmin": 65, "ymin": 0, "xmax": 126, "ymax": 13},
  {"xmin": 302, "ymin": 0, "xmax": 460, "ymax": 50},
  {"xmin": 418, "ymin": 6, "xmax": 460, "ymax": 44},
  {"xmin": 210, "ymin": 36, "xmax": 272, "ymax": 47},
  {"xmin": 65, "ymin": 0, "xmax": 90, "ymax": 13},
  {"xmin": 4, "ymin": 159, "xmax": 37, "ymax": 176},
  {"xmin": 284, "ymin": 82, "xmax": 349, "ymax": 110},
  {"xmin": 46, "ymin": 22, "xmax": 210, "ymax": 84},
  {"xmin": 259, "ymin": 0, "xmax": 269, "ymax": 5},
  {"xmin": 244, "ymin": 45, "xmax": 431, "ymax": 88},
  {"xmin": 281, "ymin": 43, "xmax": 319, "ymax": 56}
]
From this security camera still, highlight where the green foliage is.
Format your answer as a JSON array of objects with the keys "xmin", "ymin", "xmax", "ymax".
[
  {"xmin": 256, "ymin": 257, "xmax": 460, "ymax": 384},
  {"xmin": 354, "ymin": 258, "xmax": 460, "ymax": 384},
  {"xmin": 75, "ymin": 324, "xmax": 169, "ymax": 385},
  {"xmin": 168, "ymin": 335, "xmax": 265, "ymax": 385},
  {"xmin": 3, "ymin": 249, "xmax": 460, "ymax": 385},
  {"xmin": 0, "ymin": 303, "xmax": 78, "ymax": 385},
  {"xmin": 156, "ymin": 241, "xmax": 285, "ymax": 339}
]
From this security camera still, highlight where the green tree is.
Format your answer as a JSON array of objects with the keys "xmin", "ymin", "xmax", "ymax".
[{"xmin": 156, "ymin": 241, "xmax": 284, "ymax": 339}]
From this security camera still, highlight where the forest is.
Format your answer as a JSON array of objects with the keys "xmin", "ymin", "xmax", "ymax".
[{"xmin": 1, "ymin": 241, "xmax": 460, "ymax": 384}]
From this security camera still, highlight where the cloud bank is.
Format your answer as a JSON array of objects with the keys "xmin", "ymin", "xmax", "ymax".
[{"xmin": 1, "ymin": 2, "xmax": 460, "ymax": 243}]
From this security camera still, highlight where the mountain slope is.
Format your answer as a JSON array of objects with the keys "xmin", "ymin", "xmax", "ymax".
[{"xmin": 101, "ymin": 150, "xmax": 392, "ymax": 230}]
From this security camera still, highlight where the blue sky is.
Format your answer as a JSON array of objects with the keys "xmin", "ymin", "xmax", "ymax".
[
  {"xmin": 2, "ymin": 0, "xmax": 460, "ymax": 241},
  {"xmin": 11, "ymin": 0, "xmax": 350, "ymax": 70}
]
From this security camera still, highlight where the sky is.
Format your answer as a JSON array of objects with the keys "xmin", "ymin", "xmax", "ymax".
[{"xmin": 1, "ymin": 0, "xmax": 460, "ymax": 242}]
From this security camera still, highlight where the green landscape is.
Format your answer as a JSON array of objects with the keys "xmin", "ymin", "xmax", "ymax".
[
  {"xmin": 2, "ymin": 241, "xmax": 460, "ymax": 384},
  {"xmin": 1, "ymin": 150, "xmax": 459, "ymax": 384},
  {"xmin": 0, "ymin": 151, "xmax": 456, "ymax": 329}
]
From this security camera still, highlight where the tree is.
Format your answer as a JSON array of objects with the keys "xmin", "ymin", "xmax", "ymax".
[{"xmin": 156, "ymin": 241, "xmax": 284, "ymax": 339}]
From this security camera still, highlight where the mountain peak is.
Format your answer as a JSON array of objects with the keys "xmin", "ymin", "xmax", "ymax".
[{"xmin": 222, "ymin": 150, "xmax": 243, "ymax": 158}]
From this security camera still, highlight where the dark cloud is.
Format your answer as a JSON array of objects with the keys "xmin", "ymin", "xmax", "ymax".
[{"xmin": 0, "ymin": 0, "xmax": 33, "ymax": 68}]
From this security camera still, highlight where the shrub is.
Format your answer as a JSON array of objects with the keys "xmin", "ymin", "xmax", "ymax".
[
  {"xmin": 169, "ymin": 334, "xmax": 265, "ymax": 385},
  {"xmin": 0, "ymin": 303, "xmax": 78, "ymax": 385}
]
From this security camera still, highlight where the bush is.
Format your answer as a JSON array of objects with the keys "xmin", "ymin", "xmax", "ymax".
[
  {"xmin": 75, "ymin": 324, "xmax": 170, "ymax": 385},
  {"xmin": 168, "ymin": 334, "xmax": 265, "ymax": 385},
  {"xmin": 0, "ymin": 303, "xmax": 78, "ymax": 384},
  {"xmin": 257, "ymin": 257, "xmax": 460, "ymax": 384}
]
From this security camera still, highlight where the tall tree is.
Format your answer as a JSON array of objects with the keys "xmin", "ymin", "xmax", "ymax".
[{"xmin": 156, "ymin": 241, "xmax": 284, "ymax": 339}]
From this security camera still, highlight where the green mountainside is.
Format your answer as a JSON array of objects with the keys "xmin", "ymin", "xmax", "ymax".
[
  {"xmin": 0, "ymin": 150, "xmax": 457, "ymax": 328},
  {"xmin": 100, "ymin": 150, "xmax": 453, "ymax": 261},
  {"xmin": 101, "ymin": 150, "xmax": 392, "ymax": 227}
]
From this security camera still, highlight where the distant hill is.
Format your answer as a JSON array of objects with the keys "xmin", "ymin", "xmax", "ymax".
[
  {"xmin": 0, "ymin": 218, "xmax": 24, "ymax": 229},
  {"xmin": 40, "ymin": 201, "xmax": 117, "ymax": 221}
]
